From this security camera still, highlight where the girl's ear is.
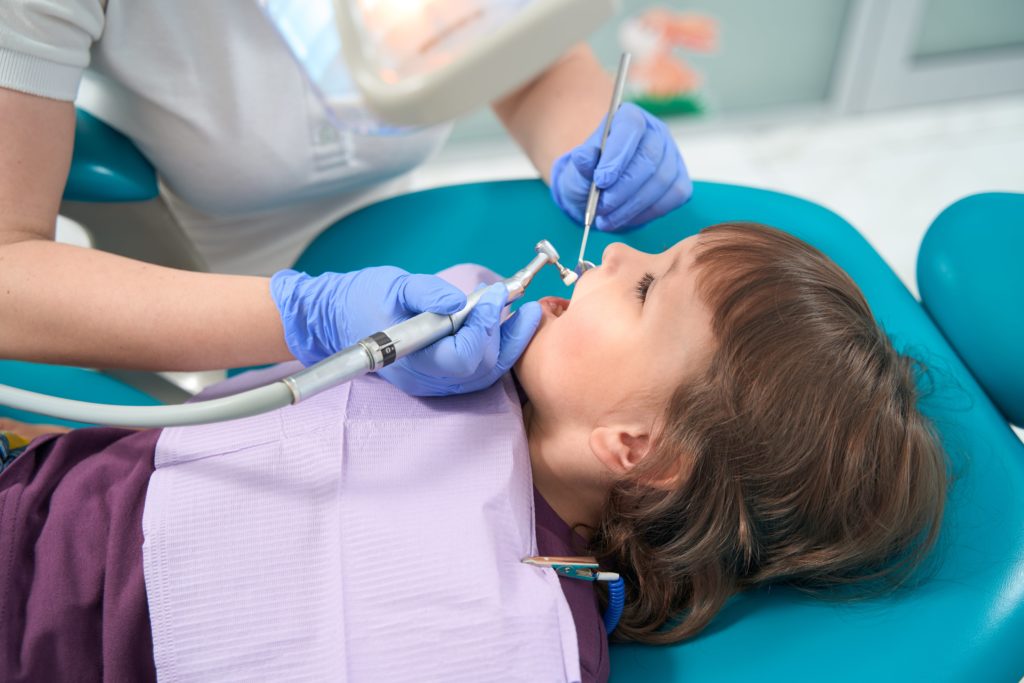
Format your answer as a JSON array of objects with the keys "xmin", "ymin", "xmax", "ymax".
[
  {"xmin": 591, "ymin": 425, "xmax": 693, "ymax": 489},
  {"xmin": 589, "ymin": 425, "xmax": 651, "ymax": 476}
]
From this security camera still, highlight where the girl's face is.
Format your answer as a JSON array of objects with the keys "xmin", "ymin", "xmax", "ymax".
[{"xmin": 516, "ymin": 235, "xmax": 714, "ymax": 430}]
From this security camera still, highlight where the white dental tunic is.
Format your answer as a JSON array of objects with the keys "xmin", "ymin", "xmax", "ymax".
[{"xmin": 0, "ymin": 0, "xmax": 452, "ymax": 274}]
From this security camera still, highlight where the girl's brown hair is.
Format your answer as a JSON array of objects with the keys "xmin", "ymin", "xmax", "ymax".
[{"xmin": 590, "ymin": 222, "xmax": 948, "ymax": 644}]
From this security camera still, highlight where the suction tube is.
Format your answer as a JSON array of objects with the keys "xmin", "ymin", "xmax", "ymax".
[{"xmin": 0, "ymin": 241, "xmax": 566, "ymax": 428}]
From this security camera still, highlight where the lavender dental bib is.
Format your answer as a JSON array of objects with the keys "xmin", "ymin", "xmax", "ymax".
[{"xmin": 142, "ymin": 370, "xmax": 580, "ymax": 682}]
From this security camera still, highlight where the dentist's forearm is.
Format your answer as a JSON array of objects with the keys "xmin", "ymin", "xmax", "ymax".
[
  {"xmin": 0, "ymin": 239, "xmax": 293, "ymax": 370},
  {"xmin": 0, "ymin": 88, "xmax": 290, "ymax": 371},
  {"xmin": 492, "ymin": 44, "xmax": 614, "ymax": 183}
]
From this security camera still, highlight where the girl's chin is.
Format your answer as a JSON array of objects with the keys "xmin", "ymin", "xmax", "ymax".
[{"xmin": 517, "ymin": 297, "xmax": 568, "ymax": 385}]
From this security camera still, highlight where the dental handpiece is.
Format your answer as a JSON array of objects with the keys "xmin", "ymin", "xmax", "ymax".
[
  {"xmin": 0, "ymin": 241, "xmax": 572, "ymax": 427},
  {"xmin": 284, "ymin": 239, "xmax": 567, "ymax": 401}
]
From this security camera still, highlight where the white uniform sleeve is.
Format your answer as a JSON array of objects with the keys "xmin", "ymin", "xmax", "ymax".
[{"xmin": 0, "ymin": 0, "xmax": 105, "ymax": 101}]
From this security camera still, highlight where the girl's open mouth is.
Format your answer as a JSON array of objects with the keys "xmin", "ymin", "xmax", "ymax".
[{"xmin": 539, "ymin": 296, "xmax": 570, "ymax": 318}]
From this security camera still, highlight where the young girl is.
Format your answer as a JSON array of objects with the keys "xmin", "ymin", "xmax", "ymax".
[
  {"xmin": 0, "ymin": 222, "xmax": 947, "ymax": 682},
  {"xmin": 519, "ymin": 222, "xmax": 948, "ymax": 646}
]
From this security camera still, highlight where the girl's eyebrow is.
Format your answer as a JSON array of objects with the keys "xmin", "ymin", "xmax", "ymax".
[
  {"xmin": 662, "ymin": 253, "xmax": 681, "ymax": 280},
  {"xmin": 651, "ymin": 251, "xmax": 683, "ymax": 298}
]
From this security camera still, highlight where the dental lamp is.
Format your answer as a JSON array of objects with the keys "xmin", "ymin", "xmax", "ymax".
[{"xmin": 257, "ymin": 0, "xmax": 619, "ymax": 129}]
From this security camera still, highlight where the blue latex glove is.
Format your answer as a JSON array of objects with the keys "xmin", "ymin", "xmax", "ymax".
[
  {"xmin": 551, "ymin": 102, "xmax": 692, "ymax": 232},
  {"xmin": 270, "ymin": 267, "xmax": 542, "ymax": 396}
]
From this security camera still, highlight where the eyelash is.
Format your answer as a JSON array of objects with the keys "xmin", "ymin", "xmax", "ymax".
[{"xmin": 635, "ymin": 272, "xmax": 654, "ymax": 303}]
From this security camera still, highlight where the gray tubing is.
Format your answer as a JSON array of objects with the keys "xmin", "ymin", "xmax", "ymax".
[
  {"xmin": 0, "ymin": 299, "xmax": 462, "ymax": 428},
  {"xmin": 0, "ymin": 381, "xmax": 296, "ymax": 428},
  {"xmin": 0, "ymin": 303, "xmax": 453, "ymax": 428}
]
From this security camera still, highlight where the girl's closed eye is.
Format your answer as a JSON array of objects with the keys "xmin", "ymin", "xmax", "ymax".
[{"xmin": 635, "ymin": 272, "xmax": 655, "ymax": 303}]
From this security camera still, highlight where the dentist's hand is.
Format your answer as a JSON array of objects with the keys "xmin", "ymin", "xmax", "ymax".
[
  {"xmin": 270, "ymin": 267, "xmax": 542, "ymax": 396},
  {"xmin": 550, "ymin": 102, "xmax": 692, "ymax": 232}
]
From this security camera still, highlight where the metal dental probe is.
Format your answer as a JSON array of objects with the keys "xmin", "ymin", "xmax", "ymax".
[{"xmin": 575, "ymin": 52, "xmax": 632, "ymax": 277}]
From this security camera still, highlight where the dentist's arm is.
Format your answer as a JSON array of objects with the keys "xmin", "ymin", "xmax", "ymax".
[
  {"xmin": 493, "ymin": 44, "xmax": 692, "ymax": 232},
  {"xmin": 492, "ymin": 44, "xmax": 612, "ymax": 184},
  {"xmin": 0, "ymin": 87, "xmax": 540, "ymax": 391},
  {"xmin": 0, "ymin": 87, "xmax": 289, "ymax": 370}
]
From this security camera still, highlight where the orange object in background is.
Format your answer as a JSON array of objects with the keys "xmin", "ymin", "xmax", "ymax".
[{"xmin": 619, "ymin": 7, "xmax": 718, "ymax": 114}]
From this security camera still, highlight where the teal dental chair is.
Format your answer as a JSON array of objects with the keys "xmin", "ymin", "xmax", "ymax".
[{"xmin": 3, "ymin": 111, "xmax": 1022, "ymax": 682}]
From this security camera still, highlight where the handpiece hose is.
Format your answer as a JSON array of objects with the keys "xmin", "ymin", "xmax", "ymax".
[{"xmin": 0, "ymin": 241, "xmax": 563, "ymax": 428}]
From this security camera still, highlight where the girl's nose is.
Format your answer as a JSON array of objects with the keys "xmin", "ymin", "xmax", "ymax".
[{"xmin": 601, "ymin": 242, "xmax": 641, "ymax": 270}]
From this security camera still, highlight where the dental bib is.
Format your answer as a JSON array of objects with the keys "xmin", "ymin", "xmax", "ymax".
[{"xmin": 142, "ymin": 369, "xmax": 580, "ymax": 682}]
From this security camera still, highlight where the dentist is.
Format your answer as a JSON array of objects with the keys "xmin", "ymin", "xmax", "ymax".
[{"xmin": 0, "ymin": 1, "xmax": 691, "ymax": 396}]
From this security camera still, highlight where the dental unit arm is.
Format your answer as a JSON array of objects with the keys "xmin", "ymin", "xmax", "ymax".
[{"xmin": 0, "ymin": 241, "xmax": 570, "ymax": 428}]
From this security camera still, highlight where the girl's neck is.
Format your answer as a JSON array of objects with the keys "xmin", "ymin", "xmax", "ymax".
[{"xmin": 523, "ymin": 402, "xmax": 606, "ymax": 539}]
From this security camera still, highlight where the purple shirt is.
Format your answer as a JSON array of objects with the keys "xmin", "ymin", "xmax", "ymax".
[
  {"xmin": 0, "ymin": 427, "xmax": 159, "ymax": 682},
  {"xmin": 533, "ymin": 488, "xmax": 611, "ymax": 683}
]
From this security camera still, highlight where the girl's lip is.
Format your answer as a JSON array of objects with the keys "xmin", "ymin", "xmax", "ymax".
[{"xmin": 538, "ymin": 296, "xmax": 570, "ymax": 318}]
